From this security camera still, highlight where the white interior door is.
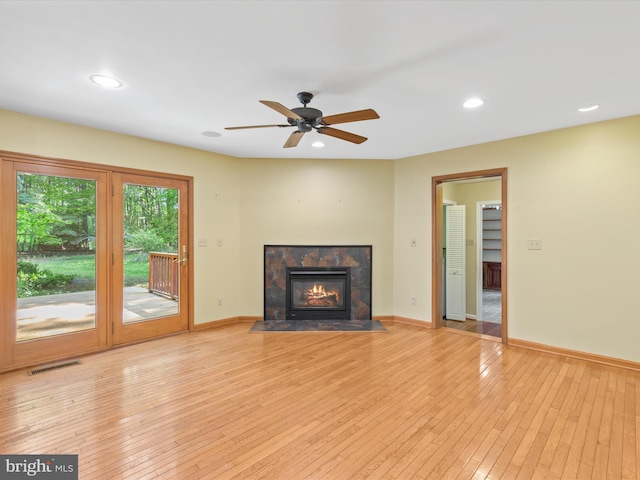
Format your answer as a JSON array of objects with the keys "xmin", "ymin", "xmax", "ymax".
[{"xmin": 445, "ymin": 205, "xmax": 466, "ymax": 321}]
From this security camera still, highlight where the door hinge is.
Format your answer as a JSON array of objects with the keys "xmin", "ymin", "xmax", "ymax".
[
  {"xmin": 112, "ymin": 253, "xmax": 114, "ymax": 265},
  {"xmin": 112, "ymin": 322, "xmax": 114, "ymax": 334},
  {"xmin": 112, "ymin": 184, "xmax": 114, "ymax": 196}
]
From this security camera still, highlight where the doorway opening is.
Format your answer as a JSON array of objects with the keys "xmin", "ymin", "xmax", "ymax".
[
  {"xmin": 432, "ymin": 168, "xmax": 507, "ymax": 343},
  {"xmin": 477, "ymin": 202, "xmax": 502, "ymax": 327}
]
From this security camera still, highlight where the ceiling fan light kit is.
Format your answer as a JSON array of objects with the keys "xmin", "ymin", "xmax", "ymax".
[{"xmin": 225, "ymin": 92, "xmax": 379, "ymax": 148}]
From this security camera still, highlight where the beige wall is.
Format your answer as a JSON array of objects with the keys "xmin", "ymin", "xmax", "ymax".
[
  {"xmin": 443, "ymin": 180, "xmax": 501, "ymax": 316},
  {"xmin": 238, "ymin": 157, "xmax": 395, "ymax": 317},
  {"xmin": 0, "ymin": 110, "xmax": 395, "ymax": 324},
  {"xmin": 0, "ymin": 110, "xmax": 241, "ymax": 325},
  {"xmin": 394, "ymin": 114, "xmax": 640, "ymax": 362},
  {"xmin": 3, "ymin": 108, "xmax": 640, "ymax": 363}
]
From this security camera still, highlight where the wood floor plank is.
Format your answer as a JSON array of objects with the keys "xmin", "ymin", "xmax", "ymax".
[
  {"xmin": 536, "ymin": 359, "xmax": 585, "ymax": 471},
  {"xmin": 562, "ymin": 367, "xmax": 600, "ymax": 479},
  {"xmin": 635, "ymin": 374, "xmax": 640, "ymax": 480},
  {"xmin": 486, "ymin": 354, "xmax": 557, "ymax": 478},
  {"xmin": 0, "ymin": 323, "xmax": 638, "ymax": 479},
  {"xmin": 606, "ymin": 370, "xmax": 625, "ymax": 479},
  {"xmin": 577, "ymin": 367, "xmax": 610, "ymax": 479},
  {"xmin": 620, "ymin": 372, "xmax": 637, "ymax": 479},
  {"xmin": 447, "ymin": 351, "xmax": 535, "ymax": 479},
  {"xmin": 413, "ymin": 345, "xmax": 520, "ymax": 478}
]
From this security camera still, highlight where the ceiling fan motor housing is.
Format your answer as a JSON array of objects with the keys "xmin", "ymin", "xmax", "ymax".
[{"xmin": 288, "ymin": 107, "xmax": 323, "ymax": 131}]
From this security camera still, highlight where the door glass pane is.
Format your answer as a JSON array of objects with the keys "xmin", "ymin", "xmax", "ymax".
[
  {"xmin": 16, "ymin": 173, "xmax": 97, "ymax": 342},
  {"xmin": 122, "ymin": 184, "xmax": 179, "ymax": 323}
]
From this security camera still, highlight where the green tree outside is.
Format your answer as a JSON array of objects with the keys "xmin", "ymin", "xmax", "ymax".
[{"xmin": 17, "ymin": 174, "xmax": 179, "ymax": 297}]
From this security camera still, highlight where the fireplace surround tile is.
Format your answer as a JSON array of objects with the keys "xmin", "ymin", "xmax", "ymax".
[{"xmin": 264, "ymin": 245, "xmax": 372, "ymax": 321}]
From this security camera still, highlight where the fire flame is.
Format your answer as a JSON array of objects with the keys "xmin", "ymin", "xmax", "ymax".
[{"xmin": 306, "ymin": 283, "xmax": 339, "ymax": 302}]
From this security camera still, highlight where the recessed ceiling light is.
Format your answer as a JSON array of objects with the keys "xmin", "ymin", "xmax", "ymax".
[
  {"xmin": 312, "ymin": 141, "xmax": 325, "ymax": 148},
  {"xmin": 463, "ymin": 98, "xmax": 484, "ymax": 109},
  {"xmin": 202, "ymin": 131, "xmax": 221, "ymax": 138},
  {"xmin": 578, "ymin": 104, "xmax": 599, "ymax": 112},
  {"xmin": 89, "ymin": 75, "xmax": 123, "ymax": 89}
]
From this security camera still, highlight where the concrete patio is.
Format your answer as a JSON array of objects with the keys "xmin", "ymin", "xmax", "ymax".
[{"xmin": 16, "ymin": 286, "xmax": 178, "ymax": 342}]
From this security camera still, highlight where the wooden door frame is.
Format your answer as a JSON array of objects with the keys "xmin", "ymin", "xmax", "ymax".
[
  {"xmin": 111, "ymin": 172, "xmax": 190, "ymax": 345},
  {"xmin": 1, "ymin": 159, "xmax": 111, "ymax": 370},
  {"xmin": 432, "ymin": 167, "xmax": 508, "ymax": 343},
  {"xmin": 0, "ymin": 150, "xmax": 194, "ymax": 372}
]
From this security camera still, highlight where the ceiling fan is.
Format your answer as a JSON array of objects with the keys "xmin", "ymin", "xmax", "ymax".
[{"xmin": 225, "ymin": 92, "xmax": 379, "ymax": 148}]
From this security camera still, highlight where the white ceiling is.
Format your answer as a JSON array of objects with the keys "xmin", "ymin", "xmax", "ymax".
[{"xmin": 1, "ymin": 1, "xmax": 639, "ymax": 160}]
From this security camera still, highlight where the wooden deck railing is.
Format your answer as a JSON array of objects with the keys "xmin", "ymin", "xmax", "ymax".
[{"xmin": 149, "ymin": 252, "xmax": 179, "ymax": 299}]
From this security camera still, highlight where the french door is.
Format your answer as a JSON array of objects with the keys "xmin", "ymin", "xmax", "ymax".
[
  {"xmin": 1, "ymin": 155, "xmax": 191, "ymax": 371},
  {"xmin": 1, "ymin": 161, "xmax": 109, "ymax": 369},
  {"xmin": 111, "ymin": 173, "xmax": 189, "ymax": 345}
]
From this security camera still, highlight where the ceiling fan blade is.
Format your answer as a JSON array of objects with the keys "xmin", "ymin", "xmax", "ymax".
[
  {"xmin": 284, "ymin": 131, "xmax": 304, "ymax": 148},
  {"xmin": 318, "ymin": 127, "xmax": 367, "ymax": 144},
  {"xmin": 321, "ymin": 108, "xmax": 379, "ymax": 125},
  {"xmin": 259, "ymin": 100, "xmax": 303, "ymax": 120},
  {"xmin": 225, "ymin": 124, "xmax": 291, "ymax": 130}
]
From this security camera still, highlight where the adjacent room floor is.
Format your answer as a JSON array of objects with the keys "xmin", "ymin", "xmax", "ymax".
[
  {"xmin": 482, "ymin": 288, "xmax": 502, "ymax": 322},
  {"xmin": 444, "ymin": 288, "xmax": 502, "ymax": 338}
]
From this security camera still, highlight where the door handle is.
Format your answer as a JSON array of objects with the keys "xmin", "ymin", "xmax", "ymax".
[{"xmin": 180, "ymin": 245, "xmax": 187, "ymax": 266}]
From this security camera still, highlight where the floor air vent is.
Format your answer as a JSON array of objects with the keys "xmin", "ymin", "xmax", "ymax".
[{"xmin": 29, "ymin": 359, "xmax": 81, "ymax": 375}]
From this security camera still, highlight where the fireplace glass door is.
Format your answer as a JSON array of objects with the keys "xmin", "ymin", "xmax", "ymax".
[{"xmin": 286, "ymin": 268, "xmax": 351, "ymax": 320}]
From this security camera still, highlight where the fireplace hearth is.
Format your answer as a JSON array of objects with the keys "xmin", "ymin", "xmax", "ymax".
[{"xmin": 264, "ymin": 245, "xmax": 372, "ymax": 321}]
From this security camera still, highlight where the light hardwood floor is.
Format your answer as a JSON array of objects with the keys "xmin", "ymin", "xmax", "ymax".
[{"xmin": 1, "ymin": 323, "xmax": 638, "ymax": 479}]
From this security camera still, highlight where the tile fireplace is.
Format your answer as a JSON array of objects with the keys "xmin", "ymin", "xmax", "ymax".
[{"xmin": 264, "ymin": 245, "xmax": 372, "ymax": 321}]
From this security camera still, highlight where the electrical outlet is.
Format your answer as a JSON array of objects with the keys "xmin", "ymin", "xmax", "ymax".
[
  {"xmin": 527, "ymin": 239, "xmax": 542, "ymax": 250},
  {"xmin": 411, "ymin": 296, "xmax": 416, "ymax": 305},
  {"xmin": 217, "ymin": 297, "xmax": 222, "ymax": 306},
  {"xmin": 410, "ymin": 238, "xmax": 417, "ymax": 247}
]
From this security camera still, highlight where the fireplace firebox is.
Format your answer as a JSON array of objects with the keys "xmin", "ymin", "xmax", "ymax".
[{"xmin": 286, "ymin": 267, "xmax": 351, "ymax": 320}]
